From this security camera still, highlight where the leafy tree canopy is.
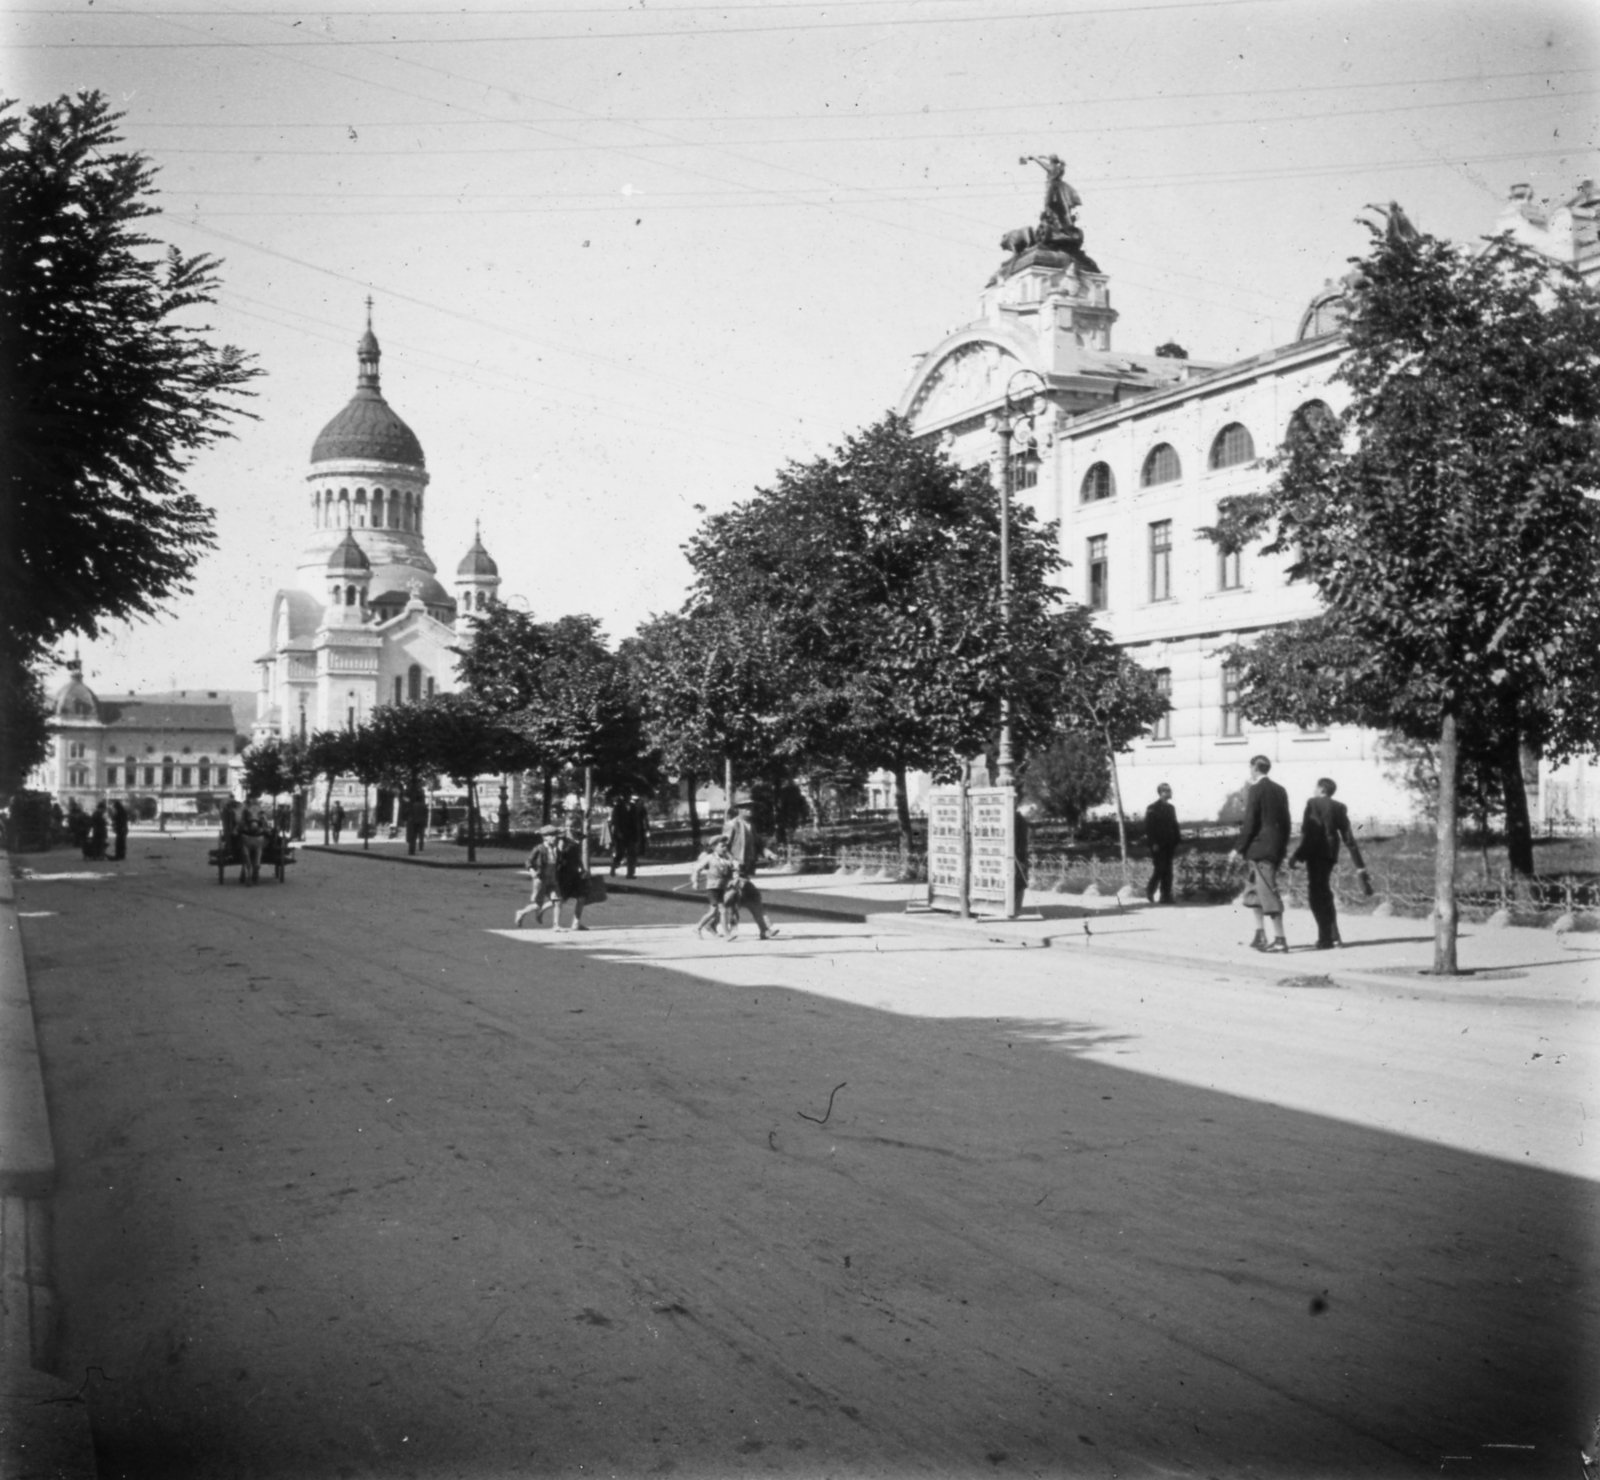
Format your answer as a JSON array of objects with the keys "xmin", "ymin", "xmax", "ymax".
[{"xmin": 0, "ymin": 91, "xmax": 261, "ymax": 667}]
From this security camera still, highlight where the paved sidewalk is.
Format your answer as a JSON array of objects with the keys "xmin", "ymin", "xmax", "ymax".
[{"xmin": 602, "ymin": 868, "xmax": 1600, "ymax": 1003}]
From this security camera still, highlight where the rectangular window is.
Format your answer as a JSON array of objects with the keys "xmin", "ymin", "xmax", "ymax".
[
  {"xmin": 1009, "ymin": 452, "xmax": 1038, "ymax": 491},
  {"xmin": 426, "ymin": 677, "xmax": 436, "ymax": 699},
  {"xmin": 1149, "ymin": 520, "xmax": 1172, "ymax": 601},
  {"xmin": 394, "ymin": 676, "xmax": 404, "ymax": 704},
  {"xmin": 162, "ymin": 765, "xmax": 174, "ymax": 787},
  {"xmin": 181, "ymin": 766, "xmax": 193, "ymax": 787},
  {"xmin": 68, "ymin": 740, "xmax": 86, "ymax": 759},
  {"xmin": 199, "ymin": 763, "xmax": 211, "ymax": 786},
  {"xmin": 105, "ymin": 766, "xmax": 118, "ymax": 787},
  {"xmin": 1087, "ymin": 535, "xmax": 1109, "ymax": 611},
  {"xmin": 143, "ymin": 766, "xmax": 155, "ymax": 787},
  {"xmin": 1152, "ymin": 669, "xmax": 1172, "ymax": 741},
  {"xmin": 1221, "ymin": 663, "xmax": 1244, "ymax": 738},
  {"xmin": 216, "ymin": 766, "xmax": 228, "ymax": 786},
  {"xmin": 1219, "ymin": 546, "xmax": 1242, "ymax": 591}
]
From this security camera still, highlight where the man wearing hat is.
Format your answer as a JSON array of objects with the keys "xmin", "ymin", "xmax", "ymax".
[
  {"xmin": 515, "ymin": 825, "xmax": 561, "ymax": 928},
  {"xmin": 720, "ymin": 799, "xmax": 779, "ymax": 941},
  {"xmin": 1143, "ymin": 783, "xmax": 1181, "ymax": 905}
]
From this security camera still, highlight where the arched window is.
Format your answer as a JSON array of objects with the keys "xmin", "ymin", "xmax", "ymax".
[
  {"xmin": 1208, "ymin": 423, "xmax": 1255, "ymax": 470},
  {"xmin": 1080, "ymin": 462, "xmax": 1115, "ymax": 503},
  {"xmin": 408, "ymin": 664, "xmax": 422, "ymax": 702},
  {"xmin": 345, "ymin": 585, "xmax": 357, "ymax": 607},
  {"xmin": 372, "ymin": 489, "xmax": 384, "ymax": 527},
  {"xmin": 475, "ymin": 591, "xmax": 486, "ymax": 611},
  {"xmin": 1287, "ymin": 399, "xmax": 1336, "ymax": 447},
  {"xmin": 354, "ymin": 488, "xmax": 367, "ymax": 527},
  {"xmin": 1141, "ymin": 443, "xmax": 1181, "ymax": 487}
]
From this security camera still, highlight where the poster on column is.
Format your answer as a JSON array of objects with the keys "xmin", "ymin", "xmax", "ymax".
[
  {"xmin": 926, "ymin": 786, "xmax": 965, "ymax": 911},
  {"xmin": 967, "ymin": 785, "xmax": 1016, "ymax": 917}
]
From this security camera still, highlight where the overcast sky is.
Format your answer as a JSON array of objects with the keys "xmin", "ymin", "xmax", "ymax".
[{"xmin": 9, "ymin": 0, "xmax": 1598, "ymax": 696}]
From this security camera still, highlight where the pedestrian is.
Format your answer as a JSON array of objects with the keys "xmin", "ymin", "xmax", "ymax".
[
  {"xmin": 1015, "ymin": 799, "xmax": 1035, "ymax": 906},
  {"xmin": 720, "ymin": 799, "xmax": 778, "ymax": 941},
  {"xmin": 110, "ymin": 798, "xmax": 129, "ymax": 861},
  {"xmin": 1232, "ymin": 755, "xmax": 1291, "ymax": 952},
  {"xmin": 551, "ymin": 816, "xmax": 590, "ymax": 932},
  {"xmin": 689, "ymin": 836, "xmax": 735, "ymax": 939},
  {"xmin": 405, "ymin": 790, "xmax": 427, "ymax": 855},
  {"xmin": 88, "ymin": 801, "xmax": 109, "ymax": 861},
  {"xmin": 67, "ymin": 799, "xmax": 88, "ymax": 853},
  {"xmin": 1144, "ymin": 783, "xmax": 1182, "ymax": 904},
  {"xmin": 607, "ymin": 794, "xmax": 631, "ymax": 877},
  {"xmin": 331, "ymin": 800, "xmax": 345, "ymax": 844},
  {"xmin": 1289, "ymin": 778, "xmax": 1370, "ymax": 950},
  {"xmin": 238, "ymin": 796, "xmax": 267, "ymax": 884},
  {"xmin": 514, "ymin": 825, "xmax": 561, "ymax": 928}
]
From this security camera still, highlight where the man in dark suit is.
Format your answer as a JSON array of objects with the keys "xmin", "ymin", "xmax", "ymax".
[
  {"xmin": 1143, "ymin": 783, "xmax": 1181, "ymax": 904},
  {"xmin": 1290, "ymin": 777, "xmax": 1369, "ymax": 949},
  {"xmin": 1232, "ymin": 754, "xmax": 1292, "ymax": 953}
]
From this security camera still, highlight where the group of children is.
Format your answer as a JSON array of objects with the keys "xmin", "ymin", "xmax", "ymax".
[
  {"xmin": 687, "ymin": 832, "xmax": 777, "ymax": 942},
  {"xmin": 513, "ymin": 822, "xmax": 591, "ymax": 932}
]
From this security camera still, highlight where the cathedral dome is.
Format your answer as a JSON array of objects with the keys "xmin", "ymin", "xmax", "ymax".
[
  {"xmin": 311, "ymin": 312, "xmax": 426, "ymax": 468},
  {"xmin": 457, "ymin": 532, "xmax": 498, "ymax": 578},
  {"xmin": 53, "ymin": 661, "xmax": 99, "ymax": 720}
]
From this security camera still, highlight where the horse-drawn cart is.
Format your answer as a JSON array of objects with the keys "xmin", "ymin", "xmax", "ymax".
[{"xmin": 209, "ymin": 830, "xmax": 295, "ymax": 884}]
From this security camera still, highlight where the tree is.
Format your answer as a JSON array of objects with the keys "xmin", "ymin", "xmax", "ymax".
[
  {"xmin": 416, "ymin": 693, "xmax": 535, "ymax": 863},
  {"xmin": 241, "ymin": 738, "xmax": 292, "ymax": 807},
  {"xmin": 0, "ymin": 659, "xmax": 51, "ymax": 802},
  {"xmin": 305, "ymin": 729, "xmax": 359, "ymax": 843},
  {"xmin": 1021, "ymin": 733, "xmax": 1110, "ymax": 830},
  {"xmin": 458, "ymin": 608, "xmax": 656, "ymax": 821},
  {"xmin": 0, "ymin": 92, "xmax": 260, "ymax": 667},
  {"xmin": 682, "ymin": 414, "xmax": 1071, "ymax": 861},
  {"xmin": 363, "ymin": 702, "xmax": 442, "ymax": 853},
  {"xmin": 1040, "ymin": 606, "xmax": 1170, "ymax": 862},
  {"xmin": 1203, "ymin": 213, "xmax": 1600, "ymax": 973}
]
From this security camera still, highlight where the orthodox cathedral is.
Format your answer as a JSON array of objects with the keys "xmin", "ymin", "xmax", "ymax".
[{"xmin": 253, "ymin": 309, "xmax": 502, "ymax": 742}]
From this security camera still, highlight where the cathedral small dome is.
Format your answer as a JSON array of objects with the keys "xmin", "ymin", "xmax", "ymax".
[
  {"xmin": 457, "ymin": 533, "xmax": 499, "ymax": 578},
  {"xmin": 53, "ymin": 662, "xmax": 99, "ymax": 720},
  {"xmin": 311, "ymin": 315, "xmax": 426, "ymax": 468},
  {"xmin": 327, "ymin": 531, "xmax": 371, "ymax": 571}
]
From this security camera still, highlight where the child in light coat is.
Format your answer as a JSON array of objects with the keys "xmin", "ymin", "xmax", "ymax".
[{"xmin": 689, "ymin": 836, "xmax": 735, "ymax": 939}]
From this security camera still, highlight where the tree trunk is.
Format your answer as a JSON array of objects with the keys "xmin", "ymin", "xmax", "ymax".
[
  {"xmin": 541, "ymin": 770, "xmax": 553, "ymax": 825},
  {"xmin": 466, "ymin": 779, "xmax": 478, "ymax": 864},
  {"xmin": 684, "ymin": 771, "xmax": 702, "ymax": 852},
  {"xmin": 1433, "ymin": 711, "xmax": 1460, "ymax": 975},
  {"xmin": 362, "ymin": 784, "xmax": 370, "ymax": 850},
  {"xmin": 1498, "ymin": 726, "xmax": 1535, "ymax": 883},
  {"xmin": 893, "ymin": 762, "xmax": 914, "ymax": 875},
  {"xmin": 1101, "ymin": 724, "xmax": 1129, "ymax": 869}
]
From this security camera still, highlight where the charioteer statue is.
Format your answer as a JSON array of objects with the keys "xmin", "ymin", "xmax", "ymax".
[{"xmin": 999, "ymin": 153, "xmax": 1098, "ymax": 271}]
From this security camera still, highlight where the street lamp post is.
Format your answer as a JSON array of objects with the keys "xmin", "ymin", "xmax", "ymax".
[{"xmin": 989, "ymin": 369, "xmax": 1048, "ymax": 788}]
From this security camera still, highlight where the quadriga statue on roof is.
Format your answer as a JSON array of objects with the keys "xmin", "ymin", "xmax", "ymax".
[{"xmin": 1000, "ymin": 153, "xmax": 1092, "ymax": 264}]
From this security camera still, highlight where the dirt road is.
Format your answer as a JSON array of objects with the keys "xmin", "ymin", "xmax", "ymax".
[{"xmin": 16, "ymin": 840, "xmax": 1597, "ymax": 1478}]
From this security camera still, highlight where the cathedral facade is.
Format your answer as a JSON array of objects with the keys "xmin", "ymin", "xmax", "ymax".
[{"xmin": 254, "ymin": 314, "xmax": 501, "ymax": 743}]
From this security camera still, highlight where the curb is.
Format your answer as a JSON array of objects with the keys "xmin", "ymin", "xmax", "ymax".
[
  {"xmin": 300, "ymin": 844, "xmax": 523, "ymax": 871},
  {"xmin": 1, "ymin": 851, "xmax": 98, "ymax": 1478}
]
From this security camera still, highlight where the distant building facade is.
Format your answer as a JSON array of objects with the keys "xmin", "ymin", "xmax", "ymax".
[
  {"xmin": 33, "ymin": 661, "xmax": 244, "ymax": 817},
  {"xmin": 250, "ymin": 309, "xmax": 511, "ymax": 816},
  {"xmin": 893, "ymin": 176, "xmax": 1600, "ymax": 829}
]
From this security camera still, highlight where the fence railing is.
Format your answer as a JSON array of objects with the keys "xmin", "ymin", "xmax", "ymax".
[{"xmin": 766, "ymin": 840, "xmax": 1600, "ymax": 926}]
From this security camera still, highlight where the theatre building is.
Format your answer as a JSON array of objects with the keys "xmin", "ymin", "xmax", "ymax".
[{"xmin": 896, "ymin": 174, "xmax": 1599, "ymax": 829}]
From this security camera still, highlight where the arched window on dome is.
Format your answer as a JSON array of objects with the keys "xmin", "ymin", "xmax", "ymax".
[
  {"xmin": 354, "ymin": 488, "xmax": 368, "ymax": 529},
  {"xmin": 1208, "ymin": 423, "xmax": 1255, "ymax": 471},
  {"xmin": 345, "ymin": 585, "xmax": 357, "ymax": 607},
  {"xmin": 337, "ymin": 489, "xmax": 350, "ymax": 528},
  {"xmin": 414, "ymin": 495, "xmax": 423, "ymax": 534},
  {"xmin": 1141, "ymin": 443, "xmax": 1182, "ymax": 487},
  {"xmin": 371, "ymin": 489, "xmax": 384, "ymax": 528}
]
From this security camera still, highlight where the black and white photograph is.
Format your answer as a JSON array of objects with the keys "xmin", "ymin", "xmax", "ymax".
[{"xmin": 2, "ymin": 0, "xmax": 1597, "ymax": 1474}]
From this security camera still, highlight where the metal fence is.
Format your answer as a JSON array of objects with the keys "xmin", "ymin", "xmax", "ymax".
[{"xmin": 769, "ymin": 839, "xmax": 1600, "ymax": 927}]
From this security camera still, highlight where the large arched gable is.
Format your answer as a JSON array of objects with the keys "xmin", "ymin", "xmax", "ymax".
[{"xmin": 897, "ymin": 330, "xmax": 1045, "ymax": 433}]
